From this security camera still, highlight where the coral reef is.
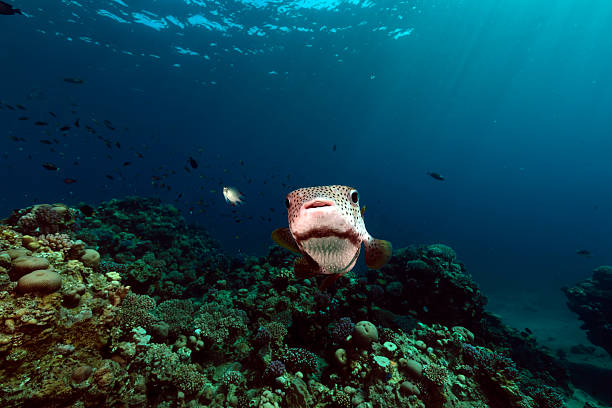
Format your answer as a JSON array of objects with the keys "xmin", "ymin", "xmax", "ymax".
[
  {"xmin": 563, "ymin": 266, "xmax": 612, "ymax": 357},
  {"xmin": 0, "ymin": 198, "xmax": 604, "ymax": 407}
]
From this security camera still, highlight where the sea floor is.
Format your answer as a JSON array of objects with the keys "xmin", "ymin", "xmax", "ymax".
[{"xmin": 486, "ymin": 288, "xmax": 612, "ymax": 406}]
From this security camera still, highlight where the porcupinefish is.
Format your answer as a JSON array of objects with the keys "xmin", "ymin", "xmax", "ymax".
[{"xmin": 272, "ymin": 185, "xmax": 392, "ymax": 290}]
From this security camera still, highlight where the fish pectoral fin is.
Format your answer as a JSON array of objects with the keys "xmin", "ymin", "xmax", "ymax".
[
  {"xmin": 294, "ymin": 256, "xmax": 320, "ymax": 279},
  {"xmin": 271, "ymin": 227, "xmax": 302, "ymax": 254},
  {"xmin": 364, "ymin": 238, "xmax": 392, "ymax": 269}
]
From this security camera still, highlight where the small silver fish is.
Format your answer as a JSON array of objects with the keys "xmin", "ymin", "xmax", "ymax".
[
  {"xmin": 272, "ymin": 185, "xmax": 392, "ymax": 290},
  {"xmin": 223, "ymin": 186, "xmax": 245, "ymax": 206}
]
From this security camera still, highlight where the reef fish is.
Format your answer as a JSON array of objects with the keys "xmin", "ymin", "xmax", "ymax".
[
  {"xmin": 64, "ymin": 77, "xmax": 84, "ymax": 84},
  {"xmin": 427, "ymin": 171, "xmax": 445, "ymax": 181},
  {"xmin": 223, "ymin": 186, "xmax": 245, "ymax": 206},
  {"xmin": 0, "ymin": 1, "xmax": 22, "ymax": 15},
  {"xmin": 576, "ymin": 249, "xmax": 592, "ymax": 257},
  {"xmin": 42, "ymin": 162, "xmax": 58, "ymax": 171},
  {"xmin": 272, "ymin": 185, "xmax": 392, "ymax": 290}
]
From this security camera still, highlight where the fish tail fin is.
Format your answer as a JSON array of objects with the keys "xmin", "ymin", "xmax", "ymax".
[
  {"xmin": 16, "ymin": 8, "xmax": 22, "ymax": 14},
  {"xmin": 364, "ymin": 237, "xmax": 392, "ymax": 269}
]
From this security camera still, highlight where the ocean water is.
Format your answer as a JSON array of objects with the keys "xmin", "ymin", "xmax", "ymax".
[{"xmin": 1, "ymin": 0, "xmax": 612, "ymax": 406}]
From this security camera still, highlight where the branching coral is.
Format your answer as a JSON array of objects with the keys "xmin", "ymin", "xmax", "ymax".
[
  {"xmin": 281, "ymin": 348, "xmax": 319, "ymax": 374},
  {"xmin": 11, "ymin": 204, "xmax": 74, "ymax": 235},
  {"xmin": 193, "ymin": 301, "xmax": 248, "ymax": 347},
  {"xmin": 155, "ymin": 298, "xmax": 195, "ymax": 336},
  {"xmin": 117, "ymin": 292, "xmax": 158, "ymax": 331}
]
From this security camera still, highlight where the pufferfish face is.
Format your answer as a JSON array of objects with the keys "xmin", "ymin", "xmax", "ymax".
[{"xmin": 285, "ymin": 185, "xmax": 367, "ymax": 246}]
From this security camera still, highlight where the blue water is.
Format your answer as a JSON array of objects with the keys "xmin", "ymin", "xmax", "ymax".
[{"xmin": 1, "ymin": 0, "xmax": 612, "ymax": 299}]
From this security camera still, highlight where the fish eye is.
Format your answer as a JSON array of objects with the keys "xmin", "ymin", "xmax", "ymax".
[
  {"xmin": 350, "ymin": 190, "xmax": 359, "ymax": 204},
  {"xmin": 285, "ymin": 197, "xmax": 290, "ymax": 208}
]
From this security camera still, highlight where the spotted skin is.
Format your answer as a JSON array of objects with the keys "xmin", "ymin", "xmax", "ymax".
[
  {"xmin": 287, "ymin": 185, "xmax": 366, "ymax": 248},
  {"xmin": 274, "ymin": 185, "xmax": 392, "ymax": 285}
]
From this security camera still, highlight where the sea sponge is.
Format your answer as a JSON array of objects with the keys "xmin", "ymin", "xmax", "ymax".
[
  {"xmin": 11, "ymin": 256, "xmax": 50, "ymax": 280},
  {"xmin": 16, "ymin": 269, "xmax": 62, "ymax": 294},
  {"xmin": 352, "ymin": 321, "xmax": 379, "ymax": 348},
  {"xmin": 334, "ymin": 348, "xmax": 348, "ymax": 365},
  {"xmin": 400, "ymin": 358, "xmax": 423, "ymax": 378}
]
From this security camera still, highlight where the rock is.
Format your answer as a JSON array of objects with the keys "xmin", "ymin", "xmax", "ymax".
[
  {"xmin": 11, "ymin": 256, "xmax": 50, "ymax": 280},
  {"xmin": 71, "ymin": 365, "xmax": 93, "ymax": 384},
  {"xmin": 564, "ymin": 266, "xmax": 612, "ymax": 356},
  {"xmin": 80, "ymin": 249, "xmax": 100, "ymax": 268},
  {"xmin": 593, "ymin": 266, "xmax": 612, "ymax": 289},
  {"xmin": 16, "ymin": 269, "xmax": 62, "ymax": 294}
]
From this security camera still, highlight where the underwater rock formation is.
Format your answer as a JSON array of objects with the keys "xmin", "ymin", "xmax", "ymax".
[
  {"xmin": 564, "ymin": 266, "xmax": 612, "ymax": 357},
  {"xmin": 0, "ymin": 198, "xmax": 602, "ymax": 407}
]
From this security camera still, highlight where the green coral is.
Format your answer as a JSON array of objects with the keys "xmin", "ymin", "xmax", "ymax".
[
  {"xmin": 193, "ymin": 300, "xmax": 249, "ymax": 347},
  {"xmin": 155, "ymin": 298, "xmax": 196, "ymax": 336},
  {"xmin": 117, "ymin": 292, "xmax": 157, "ymax": 332}
]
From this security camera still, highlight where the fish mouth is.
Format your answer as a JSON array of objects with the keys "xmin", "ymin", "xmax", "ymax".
[
  {"xmin": 294, "ymin": 228, "xmax": 362, "ymax": 248},
  {"xmin": 304, "ymin": 200, "xmax": 334, "ymax": 210}
]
